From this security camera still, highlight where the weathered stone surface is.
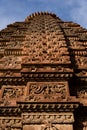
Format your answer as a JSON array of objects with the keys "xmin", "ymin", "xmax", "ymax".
[{"xmin": 0, "ymin": 12, "xmax": 87, "ymax": 130}]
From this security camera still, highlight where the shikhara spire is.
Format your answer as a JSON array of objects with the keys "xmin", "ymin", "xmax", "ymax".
[{"xmin": 0, "ymin": 12, "xmax": 87, "ymax": 130}]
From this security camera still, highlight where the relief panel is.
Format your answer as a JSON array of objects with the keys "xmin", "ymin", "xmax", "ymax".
[
  {"xmin": 25, "ymin": 82, "xmax": 69, "ymax": 102},
  {"xmin": 0, "ymin": 56, "xmax": 22, "ymax": 69},
  {"xmin": 0, "ymin": 85, "xmax": 26, "ymax": 106}
]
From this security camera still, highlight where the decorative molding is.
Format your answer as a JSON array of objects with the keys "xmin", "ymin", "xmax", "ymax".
[
  {"xmin": 0, "ymin": 117, "xmax": 22, "ymax": 129},
  {"xmin": 22, "ymin": 112, "xmax": 74, "ymax": 124},
  {"xmin": 18, "ymin": 103, "xmax": 79, "ymax": 112},
  {"xmin": 0, "ymin": 107, "xmax": 21, "ymax": 116}
]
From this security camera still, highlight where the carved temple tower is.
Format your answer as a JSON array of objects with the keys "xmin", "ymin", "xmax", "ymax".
[{"xmin": 0, "ymin": 12, "xmax": 87, "ymax": 130}]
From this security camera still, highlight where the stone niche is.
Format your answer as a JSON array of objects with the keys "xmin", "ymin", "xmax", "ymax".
[{"xmin": 22, "ymin": 112, "xmax": 74, "ymax": 130}]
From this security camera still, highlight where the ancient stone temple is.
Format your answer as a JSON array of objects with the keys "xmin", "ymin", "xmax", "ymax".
[{"xmin": 0, "ymin": 12, "xmax": 87, "ymax": 130}]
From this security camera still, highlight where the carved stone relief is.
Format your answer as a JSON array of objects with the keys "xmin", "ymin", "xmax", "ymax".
[
  {"xmin": 0, "ymin": 12, "xmax": 87, "ymax": 130},
  {"xmin": 22, "ymin": 112, "xmax": 74, "ymax": 130},
  {"xmin": 22, "ymin": 66, "xmax": 73, "ymax": 73},
  {"xmin": 0, "ymin": 117, "xmax": 22, "ymax": 130},
  {"xmin": 0, "ymin": 85, "xmax": 26, "ymax": 106},
  {"xmin": 25, "ymin": 82, "xmax": 68, "ymax": 102},
  {"xmin": 77, "ymin": 87, "xmax": 87, "ymax": 99},
  {"xmin": 22, "ymin": 55, "xmax": 70, "ymax": 64},
  {"xmin": 75, "ymin": 56, "xmax": 87, "ymax": 68},
  {"xmin": 22, "ymin": 112, "xmax": 74, "ymax": 124},
  {"xmin": 0, "ymin": 56, "xmax": 22, "ymax": 69}
]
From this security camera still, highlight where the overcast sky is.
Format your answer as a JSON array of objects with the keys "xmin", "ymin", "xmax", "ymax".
[{"xmin": 0, "ymin": 0, "xmax": 87, "ymax": 30}]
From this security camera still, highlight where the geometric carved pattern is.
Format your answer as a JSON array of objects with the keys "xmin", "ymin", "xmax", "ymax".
[{"xmin": 22, "ymin": 112, "xmax": 74, "ymax": 124}]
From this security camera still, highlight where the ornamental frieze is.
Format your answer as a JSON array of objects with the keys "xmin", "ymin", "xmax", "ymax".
[
  {"xmin": 22, "ymin": 55, "xmax": 71, "ymax": 64},
  {"xmin": 21, "ymin": 66, "xmax": 73, "ymax": 73},
  {"xmin": 0, "ymin": 82, "xmax": 69, "ymax": 106},
  {"xmin": 0, "ymin": 117, "xmax": 22, "ymax": 129},
  {"xmin": 22, "ymin": 112, "xmax": 74, "ymax": 124}
]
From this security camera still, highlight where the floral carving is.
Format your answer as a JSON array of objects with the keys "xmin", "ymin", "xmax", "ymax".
[
  {"xmin": 25, "ymin": 82, "xmax": 68, "ymax": 102},
  {"xmin": 3, "ymin": 87, "xmax": 24, "ymax": 99},
  {"xmin": 0, "ymin": 85, "xmax": 25, "ymax": 106}
]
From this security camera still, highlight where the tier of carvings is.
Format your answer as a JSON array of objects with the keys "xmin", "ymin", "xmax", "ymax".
[
  {"xmin": 0, "ymin": 112, "xmax": 74, "ymax": 129},
  {"xmin": 0, "ymin": 82, "xmax": 69, "ymax": 105},
  {"xmin": 25, "ymin": 82, "xmax": 68, "ymax": 102},
  {"xmin": 0, "ymin": 103, "xmax": 79, "ymax": 115},
  {"xmin": 22, "ymin": 55, "xmax": 71, "ymax": 64},
  {"xmin": 0, "ymin": 12, "xmax": 87, "ymax": 130},
  {"xmin": 0, "ymin": 11, "xmax": 86, "ymax": 73},
  {"xmin": 22, "ymin": 112, "xmax": 74, "ymax": 124},
  {"xmin": 21, "ymin": 66, "xmax": 73, "ymax": 73},
  {"xmin": 0, "ymin": 13, "xmax": 71, "ymax": 65}
]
